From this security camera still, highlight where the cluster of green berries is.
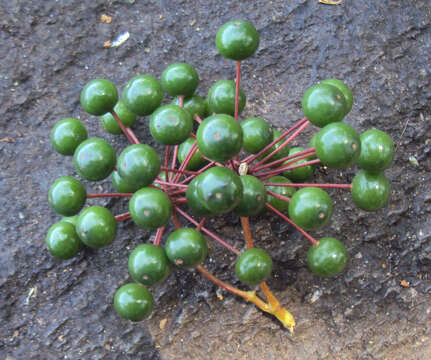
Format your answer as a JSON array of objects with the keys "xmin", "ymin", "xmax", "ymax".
[{"xmin": 46, "ymin": 20, "xmax": 394, "ymax": 323}]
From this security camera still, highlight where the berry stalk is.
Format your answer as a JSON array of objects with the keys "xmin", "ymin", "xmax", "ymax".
[
  {"xmin": 110, "ymin": 110, "xmax": 136, "ymax": 144},
  {"xmin": 266, "ymin": 190, "xmax": 291, "ymax": 203},
  {"xmin": 265, "ymin": 203, "xmax": 318, "ymax": 245},
  {"xmin": 243, "ymin": 117, "xmax": 309, "ymax": 164},
  {"xmin": 264, "ymin": 182, "xmax": 352, "ymax": 190},
  {"xmin": 259, "ymin": 158, "xmax": 321, "ymax": 180},
  {"xmin": 153, "ymin": 226, "xmax": 165, "ymax": 246},
  {"xmin": 115, "ymin": 212, "xmax": 131, "ymax": 222}
]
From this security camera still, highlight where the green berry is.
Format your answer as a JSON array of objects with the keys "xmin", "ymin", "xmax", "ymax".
[
  {"xmin": 149, "ymin": 105, "xmax": 193, "ymax": 145},
  {"xmin": 122, "ymin": 75, "xmax": 163, "ymax": 116},
  {"xmin": 206, "ymin": 80, "xmax": 246, "ymax": 116},
  {"xmin": 177, "ymin": 137, "xmax": 208, "ymax": 171},
  {"xmin": 307, "ymin": 237, "xmax": 348, "ymax": 277},
  {"xmin": 117, "ymin": 144, "xmax": 161, "ymax": 189},
  {"xmin": 129, "ymin": 188, "xmax": 172, "ymax": 230},
  {"xmin": 73, "ymin": 138, "xmax": 116, "ymax": 181},
  {"xmin": 265, "ymin": 176, "xmax": 296, "ymax": 213},
  {"xmin": 48, "ymin": 176, "xmax": 86, "ymax": 216},
  {"xmin": 351, "ymin": 170, "xmax": 390, "ymax": 211},
  {"xmin": 114, "ymin": 283, "xmax": 154, "ymax": 321},
  {"xmin": 128, "ymin": 244, "xmax": 171, "ymax": 286},
  {"xmin": 172, "ymin": 95, "xmax": 207, "ymax": 119},
  {"xmin": 283, "ymin": 147, "xmax": 315, "ymax": 182},
  {"xmin": 235, "ymin": 248, "xmax": 272, "ymax": 286},
  {"xmin": 46, "ymin": 221, "xmax": 83, "ymax": 259},
  {"xmin": 100, "ymin": 100, "xmax": 136, "ymax": 135},
  {"xmin": 161, "ymin": 63, "xmax": 199, "ymax": 97},
  {"xmin": 315, "ymin": 122, "xmax": 361, "ymax": 169},
  {"xmin": 241, "ymin": 117, "xmax": 273, "ymax": 154},
  {"xmin": 235, "ymin": 175, "xmax": 267, "ymax": 217},
  {"xmin": 76, "ymin": 206, "xmax": 117, "ymax": 248},
  {"xmin": 258, "ymin": 130, "xmax": 290, "ymax": 165},
  {"xmin": 80, "ymin": 79, "xmax": 118, "ymax": 116},
  {"xmin": 111, "ymin": 170, "xmax": 141, "ymax": 193},
  {"xmin": 50, "ymin": 118, "xmax": 88, "ymax": 156},
  {"xmin": 196, "ymin": 167, "xmax": 243, "ymax": 215},
  {"xmin": 320, "ymin": 79, "xmax": 353, "ymax": 115},
  {"xmin": 165, "ymin": 228, "xmax": 207, "ymax": 268},
  {"xmin": 196, "ymin": 114, "xmax": 243, "ymax": 163},
  {"xmin": 357, "ymin": 129, "xmax": 394, "ymax": 172},
  {"xmin": 185, "ymin": 175, "xmax": 215, "ymax": 217},
  {"xmin": 216, "ymin": 20, "xmax": 259, "ymax": 61},
  {"xmin": 288, "ymin": 187, "xmax": 333, "ymax": 230},
  {"xmin": 302, "ymin": 83, "xmax": 347, "ymax": 127}
]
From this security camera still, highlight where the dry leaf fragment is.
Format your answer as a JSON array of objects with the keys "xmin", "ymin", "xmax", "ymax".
[{"xmin": 100, "ymin": 14, "xmax": 112, "ymax": 24}]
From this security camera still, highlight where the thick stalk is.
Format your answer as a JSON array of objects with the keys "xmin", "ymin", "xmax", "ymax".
[
  {"xmin": 240, "ymin": 217, "xmax": 254, "ymax": 248},
  {"xmin": 153, "ymin": 226, "xmax": 165, "ymax": 246},
  {"xmin": 115, "ymin": 212, "xmax": 131, "ymax": 222},
  {"xmin": 264, "ymin": 182, "xmax": 352, "ymax": 190}
]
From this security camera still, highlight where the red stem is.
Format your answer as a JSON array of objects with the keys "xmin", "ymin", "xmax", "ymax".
[
  {"xmin": 266, "ymin": 190, "xmax": 291, "ymax": 203},
  {"xmin": 173, "ymin": 141, "xmax": 199, "ymax": 183},
  {"xmin": 87, "ymin": 193, "xmax": 133, "ymax": 198},
  {"xmin": 178, "ymin": 95, "xmax": 184, "ymax": 108},
  {"xmin": 196, "ymin": 217, "xmax": 206, "ymax": 232},
  {"xmin": 174, "ymin": 197, "xmax": 188, "ymax": 204},
  {"xmin": 126, "ymin": 128, "xmax": 140, "ymax": 144},
  {"xmin": 160, "ymin": 166, "xmax": 198, "ymax": 176},
  {"xmin": 115, "ymin": 212, "xmax": 131, "ymax": 222},
  {"xmin": 194, "ymin": 114, "xmax": 203, "ymax": 124},
  {"xmin": 164, "ymin": 146, "xmax": 171, "ymax": 184},
  {"xmin": 110, "ymin": 110, "xmax": 135, "ymax": 144},
  {"xmin": 234, "ymin": 60, "xmax": 241, "ymax": 121},
  {"xmin": 265, "ymin": 203, "xmax": 318, "ymax": 245},
  {"xmin": 170, "ymin": 145, "xmax": 179, "ymax": 181},
  {"xmin": 179, "ymin": 161, "xmax": 215, "ymax": 184},
  {"xmin": 250, "ymin": 147, "xmax": 316, "ymax": 173},
  {"xmin": 153, "ymin": 180, "xmax": 188, "ymax": 189},
  {"xmin": 252, "ymin": 120, "xmax": 311, "ymax": 168},
  {"xmin": 258, "ymin": 158, "xmax": 321, "ymax": 180},
  {"xmin": 264, "ymin": 182, "xmax": 352, "ymax": 190},
  {"xmin": 153, "ymin": 226, "xmax": 165, "ymax": 246},
  {"xmin": 174, "ymin": 207, "xmax": 240, "ymax": 255}
]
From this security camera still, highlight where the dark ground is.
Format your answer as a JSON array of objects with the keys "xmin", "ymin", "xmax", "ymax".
[{"xmin": 1, "ymin": 1, "xmax": 431, "ymax": 359}]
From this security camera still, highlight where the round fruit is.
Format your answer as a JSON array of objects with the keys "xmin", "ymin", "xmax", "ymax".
[
  {"xmin": 351, "ymin": 170, "xmax": 390, "ymax": 211},
  {"xmin": 114, "ymin": 283, "xmax": 154, "ymax": 322},
  {"xmin": 241, "ymin": 117, "xmax": 273, "ymax": 154},
  {"xmin": 46, "ymin": 221, "xmax": 83, "ymax": 259},
  {"xmin": 357, "ymin": 129, "xmax": 394, "ymax": 172},
  {"xmin": 122, "ymin": 75, "xmax": 163, "ymax": 116},
  {"xmin": 196, "ymin": 167, "xmax": 243, "ymax": 215},
  {"xmin": 302, "ymin": 83, "xmax": 347, "ymax": 127},
  {"xmin": 196, "ymin": 114, "xmax": 243, "ymax": 163},
  {"xmin": 50, "ymin": 118, "xmax": 88, "ymax": 156},
  {"xmin": 172, "ymin": 94, "xmax": 207, "ymax": 119},
  {"xmin": 129, "ymin": 188, "xmax": 172, "ymax": 230},
  {"xmin": 48, "ymin": 176, "xmax": 86, "ymax": 216},
  {"xmin": 73, "ymin": 137, "xmax": 116, "ymax": 181},
  {"xmin": 235, "ymin": 248, "xmax": 272, "ymax": 286},
  {"xmin": 100, "ymin": 100, "xmax": 136, "ymax": 135},
  {"xmin": 235, "ymin": 175, "xmax": 267, "ymax": 217},
  {"xmin": 265, "ymin": 176, "xmax": 296, "ymax": 213},
  {"xmin": 206, "ymin": 80, "xmax": 246, "ymax": 116},
  {"xmin": 258, "ymin": 130, "xmax": 290, "ymax": 165},
  {"xmin": 308, "ymin": 133, "xmax": 318, "ymax": 159},
  {"xmin": 128, "ymin": 244, "xmax": 171, "ymax": 286},
  {"xmin": 117, "ymin": 144, "xmax": 160, "ymax": 189},
  {"xmin": 216, "ymin": 20, "xmax": 259, "ymax": 60},
  {"xmin": 111, "ymin": 170, "xmax": 141, "ymax": 193},
  {"xmin": 80, "ymin": 79, "xmax": 118, "ymax": 116},
  {"xmin": 283, "ymin": 147, "xmax": 315, "ymax": 182},
  {"xmin": 76, "ymin": 206, "xmax": 117, "ymax": 248},
  {"xmin": 315, "ymin": 122, "xmax": 361, "ymax": 169},
  {"xmin": 177, "ymin": 137, "xmax": 208, "ymax": 171},
  {"xmin": 288, "ymin": 187, "xmax": 333, "ymax": 230},
  {"xmin": 320, "ymin": 78, "xmax": 353, "ymax": 115},
  {"xmin": 185, "ymin": 176, "xmax": 215, "ymax": 216},
  {"xmin": 165, "ymin": 228, "xmax": 207, "ymax": 268},
  {"xmin": 161, "ymin": 63, "xmax": 199, "ymax": 97},
  {"xmin": 149, "ymin": 105, "xmax": 193, "ymax": 145},
  {"xmin": 307, "ymin": 237, "xmax": 348, "ymax": 277}
]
